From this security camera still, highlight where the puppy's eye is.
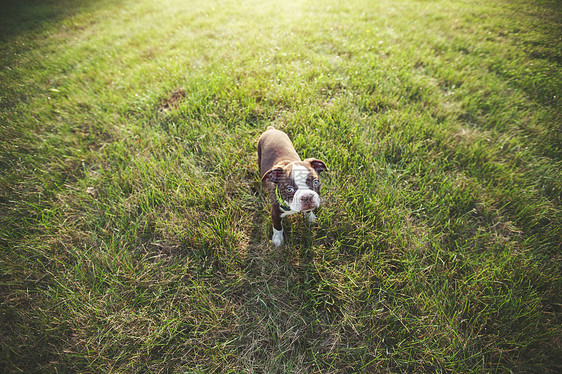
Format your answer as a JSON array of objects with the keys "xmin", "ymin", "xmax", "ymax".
[
  {"xmin": 286, "ymin": 186, "xmax": 295, "ymax": 194},
  {"xmin": 312, "ymin": 179, "xmax": 320, "ymax": 188}
]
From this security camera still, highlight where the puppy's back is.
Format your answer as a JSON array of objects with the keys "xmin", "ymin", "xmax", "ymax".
[{"xmin": 258, "ymin": 127, "xmax": 301, "ymax": 177}]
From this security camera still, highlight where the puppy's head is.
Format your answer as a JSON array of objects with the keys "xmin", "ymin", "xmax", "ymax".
[{"xmin": 262, "ymin": 158, "xmax": 327, "ymax": 212}]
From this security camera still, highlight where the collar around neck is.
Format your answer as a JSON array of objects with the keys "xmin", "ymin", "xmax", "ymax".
[{"xmin": 275, "ymin": 186, "xmax": 291, "ymax": 211}]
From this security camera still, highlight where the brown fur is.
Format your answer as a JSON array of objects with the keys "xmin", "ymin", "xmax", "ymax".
[{"xmin": 258, "ymin": 126, "xmax": 301, "ymax": 178}]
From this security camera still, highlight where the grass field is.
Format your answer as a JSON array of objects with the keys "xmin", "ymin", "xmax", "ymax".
[{"xmin": 1, "ymin": 0, "xmax": 561, "ymax": 372}]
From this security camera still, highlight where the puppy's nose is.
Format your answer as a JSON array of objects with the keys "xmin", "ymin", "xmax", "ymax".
[{"xmin": 301, "ymin": 195, "xmax": 314, "ymax": 204}]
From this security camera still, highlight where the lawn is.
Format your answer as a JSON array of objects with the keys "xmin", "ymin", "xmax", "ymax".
[{"xmin": 1, "ymin": 0, "xmax": 560, "ymax": 372}]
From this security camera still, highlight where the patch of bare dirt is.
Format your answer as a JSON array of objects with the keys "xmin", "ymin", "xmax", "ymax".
[{"xmin": 159, "ymin": 89, "xmax": 186, "ymax": 112}]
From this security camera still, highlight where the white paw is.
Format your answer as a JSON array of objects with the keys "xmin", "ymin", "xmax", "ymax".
[
  {"xmin": 272, "ymin": 228, "xmax": 284, "ymax": 246},
  {"xmin": 306, "ymin": 211, "xmax": 316, "ymax": 223}
]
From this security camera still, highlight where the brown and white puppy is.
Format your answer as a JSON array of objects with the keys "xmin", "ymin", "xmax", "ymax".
[{"xmin": 258, "ymin": 126, "xmax": 327, "ymax": 246}]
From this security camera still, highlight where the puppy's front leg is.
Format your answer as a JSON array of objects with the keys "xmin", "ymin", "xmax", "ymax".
[
  {"xmin": 271, "ymin": 204, "xmax": 284, "ymax": 246},
  {"xmin": 305, "ymin": 211, "xmax": 316, "ymax": 223}
]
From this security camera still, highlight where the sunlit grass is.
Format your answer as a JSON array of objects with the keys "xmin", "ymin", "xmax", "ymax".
[{"xmin": 1, "ymin": 0, "xmax": 560, "ymax": 372}]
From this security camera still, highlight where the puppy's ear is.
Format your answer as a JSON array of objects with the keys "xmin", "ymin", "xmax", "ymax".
[
  {"xmin": 304, "ymin": 158, "xmax": 328, "ymax": 173},
  {"xmin": 261, "ymin": 167, "xmax": 284, "ymax": 183}
]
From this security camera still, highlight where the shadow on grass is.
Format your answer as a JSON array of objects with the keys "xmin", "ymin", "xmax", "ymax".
[{"xmin": 0, "ymin": 0, "xmax": 124, "ymax": 41}]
